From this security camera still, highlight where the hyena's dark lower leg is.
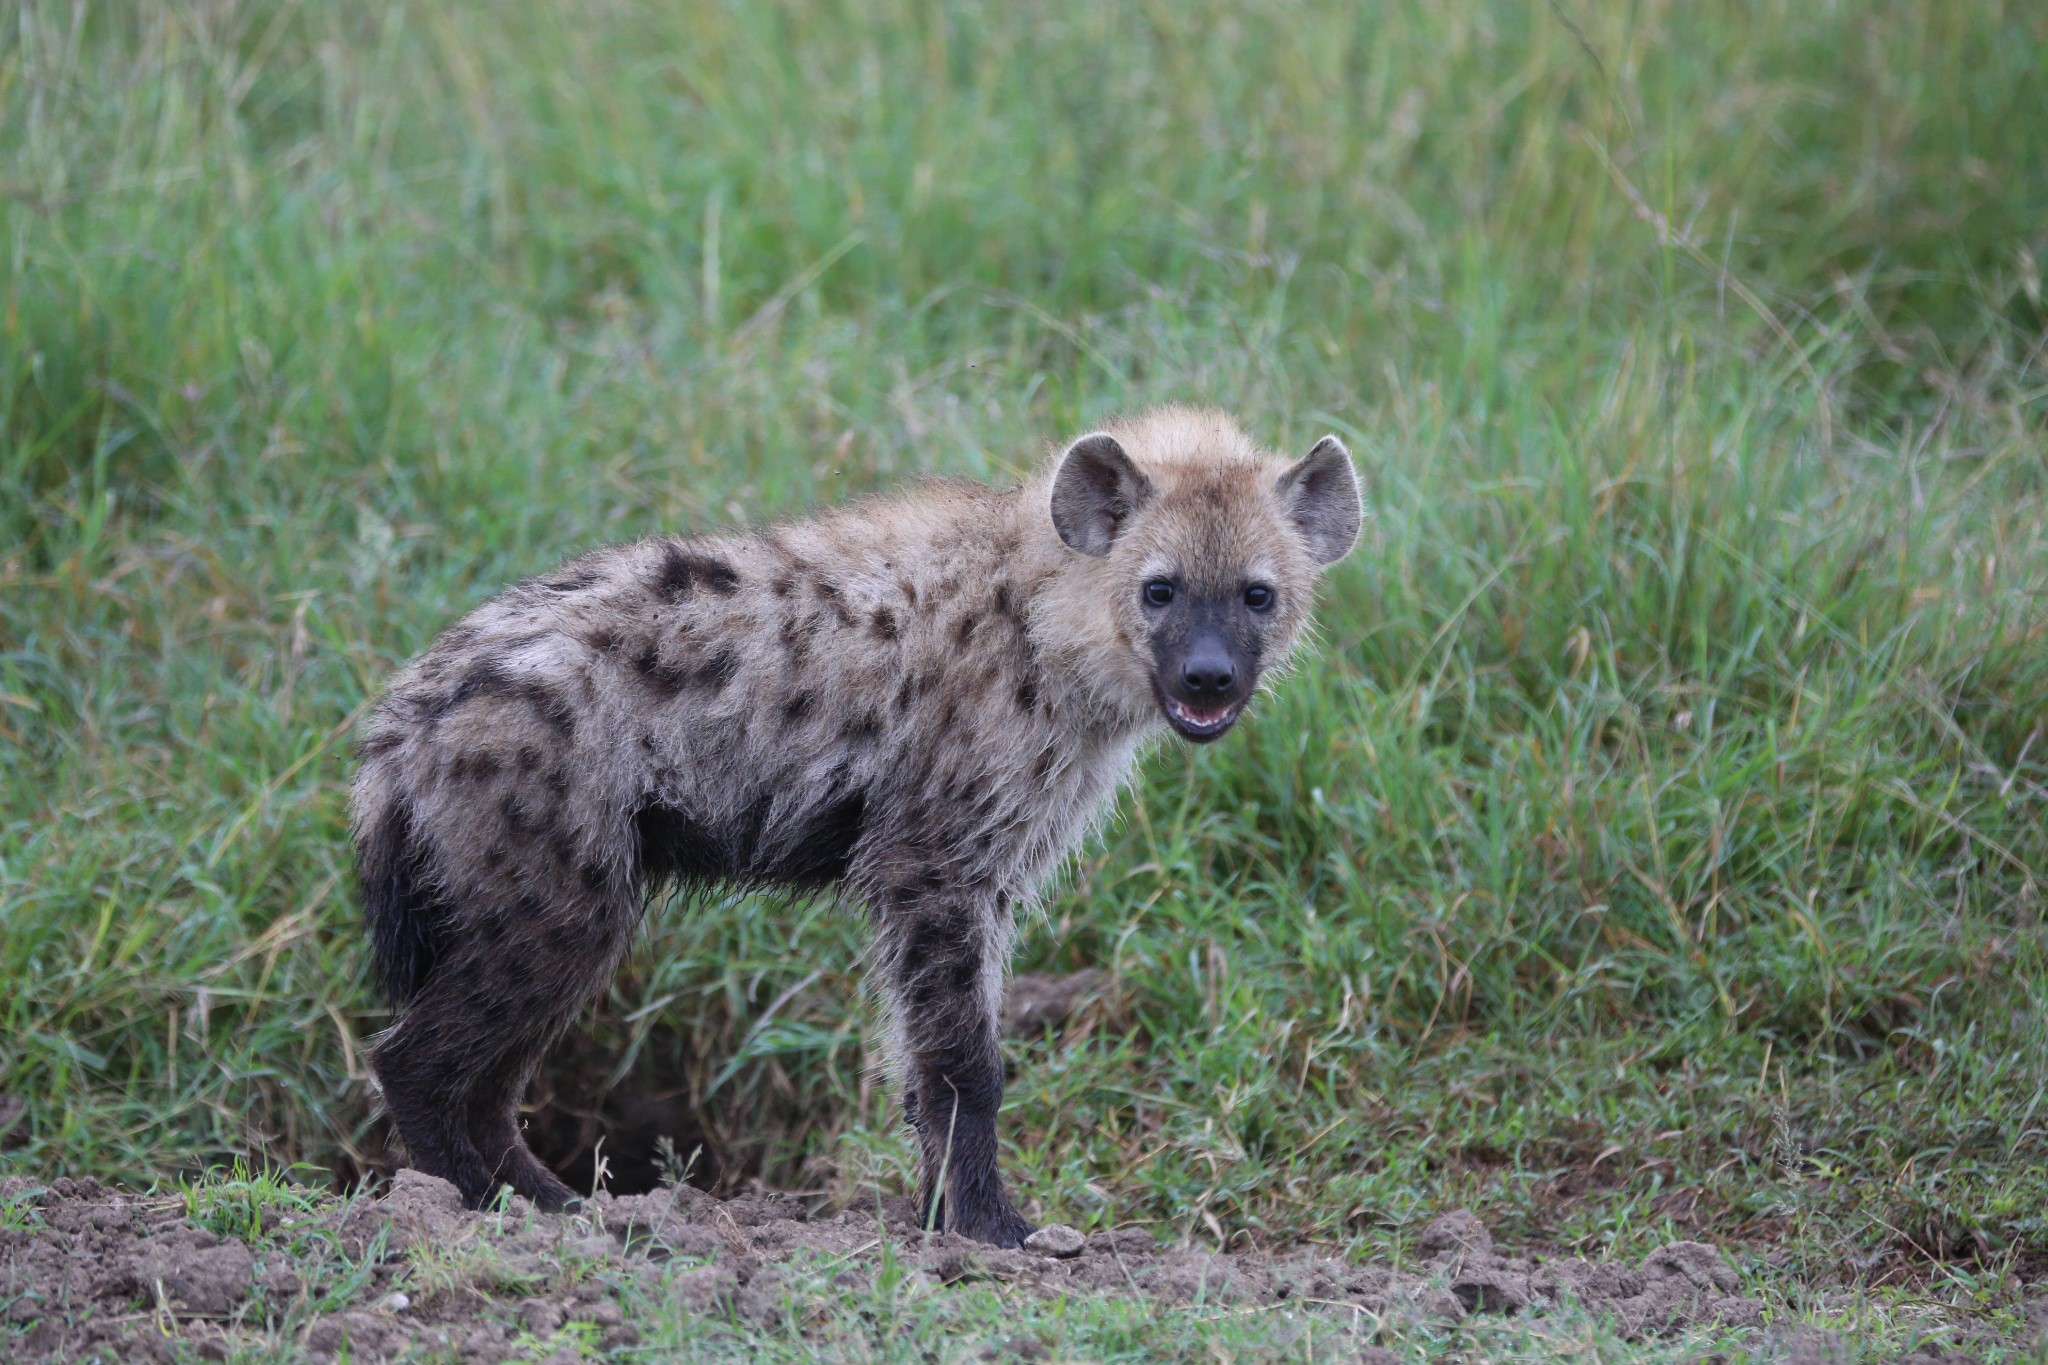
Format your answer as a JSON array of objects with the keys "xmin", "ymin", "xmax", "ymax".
[
  {"xmin": 466, "ymin": 1049, "xmax": 578, "ymax": 1210},
  {"xmin": 370, "ymin": 986, "xmax": 502, "ymax": 1207},
  {"xmin": 374, "ymin": 901, "xmax": 638, "ymax": 1211},
  {"xmin": 884, "ymin": 890, "xmax": 1033, "ymax": 1248}
]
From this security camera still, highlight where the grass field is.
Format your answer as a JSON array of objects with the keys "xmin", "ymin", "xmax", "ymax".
[{"xmin": 2, "ymin": 0, "xmax": 2046, "ymax": 1357}]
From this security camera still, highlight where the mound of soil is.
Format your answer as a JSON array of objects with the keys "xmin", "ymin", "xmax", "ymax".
[{"xmin": 1, "ymin": 1170, "xmax": 1766, "ymax": 1361}]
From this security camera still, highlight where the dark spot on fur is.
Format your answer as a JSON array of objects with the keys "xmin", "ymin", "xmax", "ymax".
[
  {"xmin": 500, "ymin": 794, "xmax": 543, "ymax": 836},
  {"xmin": 636, "ymin": 639, "xmax": 732, "ymax": 696},
  {"xmin": 584, "ymin": 627, "xmax": 624, "ymax": 655},
  {"xmin": 634, "ymin": 641, "xmax": 692, "ymax": 696},
  {"xmin": 651, "ymin": 545, "xmax": 693, "ymax": 600},
  {"xmin": 356, "ymin": 730, "xmax": 404, "ymax": 759},
  {"xmin": 782, "ymin": 691, "xmax": 814, "ymax": 725},
  {"xmin": 1032, "ymin": 746, "xmax": 1056, "ymax": 780},
  {"xmin": 1014, "ymin": 679, "xmax": 1038, "ymax": 712},
  {"xmin": 870, "ymin": 607, "xmax": 898, "ymax": 640},
  {"xmin": 894, "ymin": 678, "xmax": 916, "ymax": 713},
  {"xmin": 695, "ymin": 648, "xmax": 740, "ymax": 691},
  {"xmin": 899, "ymin": 579, "xmax": 919, "ymax": 608},
  {"xmin": 815, "ymin": 580, "xmax": 856, "ymax": 627},
  {"xmin": 772, "ymin": 576, "xmax": 795, "ymax": 598},
  {"xmin": 542, "ymin": 570, "xmax": 600, "ymax": 593},
  {"xmin": 580, "ymin": 859, "xmax": 609, "ymax": 891},
  {"xmin": 519, "ymin": 746, "xmax": 542, "ymax": 772},
  {"xmin": 450, "ymin": 750, "xmax": 502, "ymax": 783},
  {"xmin": 910, "ymin": 926, "xmax": 985, "ymax": 1000},
  {"xmin": 523, "ymin": 684, "xmax": 576, "ymax": 738},
  {"xmin": 778, "ymin": 614, "xmax": 812, "ymax": 657},
  {"xmin": 652, "ymin": 544, "xmax": 740, "ymax": 601},
  {"xmin": 953, "ymin": 613, "xmax": 980, "ymax": 646},
  {"xmin": 843, "ymin": 712, "xmax": 882, "ymax": 743},
  {"xmin": 436, "ymin": 660, "xmax": 575, "ymax": 738},
  {"xmin": 545, "ymin": 767, "xmax": 570, "ymax": 796}
]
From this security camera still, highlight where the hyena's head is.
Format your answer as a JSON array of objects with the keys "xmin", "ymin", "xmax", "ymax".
[{"xmin": 1047, "ymin": 407, "xmax": 1361, "ymax": 742}]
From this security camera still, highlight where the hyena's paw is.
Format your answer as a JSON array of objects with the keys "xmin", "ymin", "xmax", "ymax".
[
  {"xmin": 501, "ymin": 1149, "xmax": 580, "ymax": 1212},
  {"xmin": 951, "ymin": 1198, "xmax": 1035, "ymax": 1249}
]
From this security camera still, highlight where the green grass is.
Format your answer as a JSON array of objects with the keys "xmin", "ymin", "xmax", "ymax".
[{"xmin": 2, "ymin": 0, "xmax": 2045, "ymax": 1355}]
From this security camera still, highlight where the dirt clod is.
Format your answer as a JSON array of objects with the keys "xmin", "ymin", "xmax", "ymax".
[
  {"xmin": 1023, "ymin": 1224, "xmax": 1086, "ymax": 1258},
  {"xmin": 1418, "ymin": 1207, "xmax": 1492, "ymax": 1258},
  {"xmin": 1002, "ymin": 969, "xmax": 1109, "ymax": 1039},
  {"xmin": 339, "ymin": 1167, "xmax": 468, "ymax": 1256}
]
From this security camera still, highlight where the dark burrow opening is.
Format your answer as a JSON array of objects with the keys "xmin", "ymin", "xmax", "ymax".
[{"xmin": 517, "ymin": 1020, "xmax": 857, "ymax": 1199}]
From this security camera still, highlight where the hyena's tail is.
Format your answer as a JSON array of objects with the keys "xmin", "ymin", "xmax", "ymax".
[{"xmin": 354, "ymin": 792, "xmax": 441, "ymax": 1006}]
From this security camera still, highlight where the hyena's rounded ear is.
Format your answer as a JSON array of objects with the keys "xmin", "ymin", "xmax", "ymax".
[
  {"xmin": 1050, "ymin": 432, "xmax": 1153, "ymax": 556},
  {"xmin": 1276, "ymin": 436, "xmax": 1363, "ymax": 565}
]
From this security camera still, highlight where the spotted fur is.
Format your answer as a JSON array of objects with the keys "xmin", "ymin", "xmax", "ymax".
[{"xmin": 350, "ymin": 406, "xmax": 1361, "ymax": 1244}]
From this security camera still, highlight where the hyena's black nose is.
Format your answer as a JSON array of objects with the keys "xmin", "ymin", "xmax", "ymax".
[{"xmin": 1180, "ymin": 649, "xmax": 1236, "ymax": 697}]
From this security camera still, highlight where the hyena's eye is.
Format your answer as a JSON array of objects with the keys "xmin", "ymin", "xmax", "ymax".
[
  {"xmin": 1143, "ymin": 580, "xmax": 1175, "ymax": 607},
  {"xmin": 1244, "ymin": 584, "xmax": 1275, "ymax": 611}
]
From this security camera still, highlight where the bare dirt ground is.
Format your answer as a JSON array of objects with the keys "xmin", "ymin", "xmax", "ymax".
[{"xmin": 1, "ymin": 1166, "xmax": 1803, "ymax": 1363}]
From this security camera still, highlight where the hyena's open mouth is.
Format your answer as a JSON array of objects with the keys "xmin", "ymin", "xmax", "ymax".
[{"xmin": 1159, "ymin": 693, "xmax": 1246, "ymax": 742}]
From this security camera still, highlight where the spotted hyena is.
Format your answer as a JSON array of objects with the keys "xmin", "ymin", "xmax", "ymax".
[{"xmin": 350, "ymin": 406, "xmax": 1361, "ymax": 1245}]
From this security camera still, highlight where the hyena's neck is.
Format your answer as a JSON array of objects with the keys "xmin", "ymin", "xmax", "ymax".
[{"xmin": 990, "ymin": 491, "xmax": 1160, "ymax": 745}]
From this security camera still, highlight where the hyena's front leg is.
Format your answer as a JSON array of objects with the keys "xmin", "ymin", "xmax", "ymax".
[{"xmin": 878, "ymin": 886, "xmax": 1033, "ymax": 1247}]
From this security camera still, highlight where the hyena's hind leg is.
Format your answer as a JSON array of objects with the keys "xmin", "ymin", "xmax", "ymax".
[
  {"xmin": 463, "ymin": 901, "xmax": 645, "ymax": 1211},
  {"xmin": 359, "ymin": 798, "xmax": 502, "ymax": 1207},
  {"xmin": 376, "ymin": 895, "xmax": 641, "ymax": 1211},
  {"xmin": 370, "ymin": 971, "xmax": 504, "ymax": 1208},
  {"xmin": 465, "ymin": 1035, "xmax": 577, "ymax": 1211},
  {"xmin": 405, "ymin": 900, "xmax": 643, "ymax": 1211},
  {"xmin": 876, "ymin": 884, "xmax": 1034, "ymax": 1248}
]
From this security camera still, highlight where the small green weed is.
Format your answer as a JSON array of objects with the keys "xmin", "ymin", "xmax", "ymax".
[{"xmin": 181, "ymin": 1160, "xmax": 324, "ymax": 1245}]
